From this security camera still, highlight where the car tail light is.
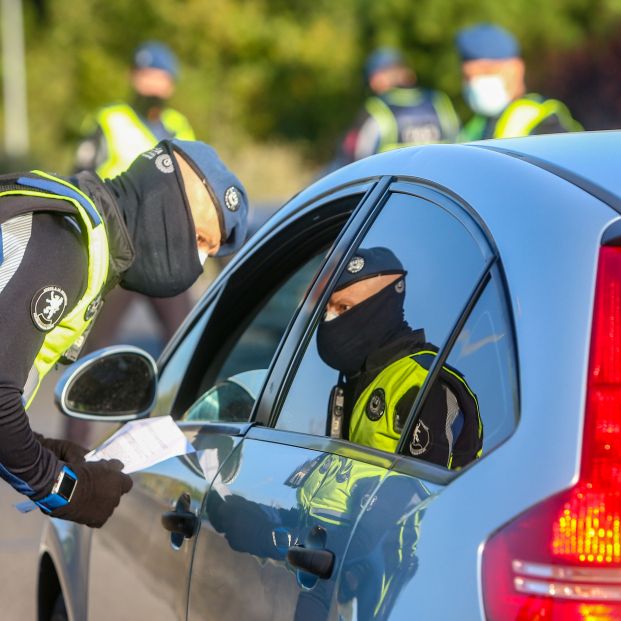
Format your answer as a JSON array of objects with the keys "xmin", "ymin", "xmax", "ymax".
[{"xmin": 482, "ymin": 246, "xmax": 621, "ymax": 620}]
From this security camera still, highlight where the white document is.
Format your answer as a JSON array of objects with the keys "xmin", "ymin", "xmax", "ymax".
[
  {"xmin": 16, "ymin": 416, "xmax": 194, "ymax": 513},
  {"xmin": 85, "ymin": 415, "xmax": 195, "ymax": 473}
]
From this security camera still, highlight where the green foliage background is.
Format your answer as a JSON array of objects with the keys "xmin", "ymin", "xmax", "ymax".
[{"xmin": 3, "ymin": 0, "xmax": 621, "ymax": 197}]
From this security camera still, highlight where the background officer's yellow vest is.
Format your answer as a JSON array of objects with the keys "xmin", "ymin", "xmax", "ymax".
[
  {"xmin": 0, "ymin": 172, "xmax": 110, "ymax": 407},
  {"xmin": 96, "ymin": 103, "xmax": 195, "ymax": 179},
  {"xmin": 460, "ymin": 94, "xmax": 581, "ymax": 141}
]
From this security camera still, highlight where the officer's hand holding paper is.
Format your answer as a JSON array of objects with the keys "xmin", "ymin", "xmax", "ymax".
[
  {"xmin": 84, "ymin": 415, "xmax": 195, "ymax": 473},
  {"xmin": 17, "ymin": 417, "xmax": 194, "ymax": 518}
]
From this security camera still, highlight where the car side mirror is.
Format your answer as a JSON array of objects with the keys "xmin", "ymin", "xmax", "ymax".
[{"xmin": 55, "ymin": 346, "xmax": 158, "ymax": 422}]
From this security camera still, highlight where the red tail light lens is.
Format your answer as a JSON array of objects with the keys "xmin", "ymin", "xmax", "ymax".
[{"xmin": 483, "ymin": 246, "xmax": 621, "ymax": 620}]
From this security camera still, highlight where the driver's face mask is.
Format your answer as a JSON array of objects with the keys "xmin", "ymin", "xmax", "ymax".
[{"xmin": 317, "ymin": 279, "xmax": 406, "ymax": 376}]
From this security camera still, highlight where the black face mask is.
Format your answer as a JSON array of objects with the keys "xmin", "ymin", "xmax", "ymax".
[
  {"xmin": 133, "ymin": 94, "xmax": 167, "ymax": 118},
  {"xmin": 316, "ymin": 280, "xmax": 406, "ymax": 376},
  {"xmin": 105, "ymin": 142, "xmax": 203, "ymax": 297}
]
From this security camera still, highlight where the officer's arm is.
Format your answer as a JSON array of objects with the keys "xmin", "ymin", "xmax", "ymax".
[{"xmin": 0, "ymin": 212, "xmax": 87, "ymax": 500}]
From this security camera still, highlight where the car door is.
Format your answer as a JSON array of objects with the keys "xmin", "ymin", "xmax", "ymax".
[
  {"xmin": 86, "ymin": 189, "xmax": 364, "ymax": 621},
  {"xmin": 186, "ymin": 179, "xmax": 519, "ymax": 621}
]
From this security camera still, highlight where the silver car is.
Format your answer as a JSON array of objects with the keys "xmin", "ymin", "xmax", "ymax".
[{"xmin": 38, "ymin": 132, "xmax": 621, "ymax": 621}]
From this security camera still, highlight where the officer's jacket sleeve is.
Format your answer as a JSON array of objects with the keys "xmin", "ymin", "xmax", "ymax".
[{"xmin": 0, "ymin": 211, "xmax": 87, "ymax": 499}]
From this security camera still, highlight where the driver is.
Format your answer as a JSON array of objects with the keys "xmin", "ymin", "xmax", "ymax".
[{"xmin": 317, "ymin": 247, "xmax": 482, "ymax": 468}]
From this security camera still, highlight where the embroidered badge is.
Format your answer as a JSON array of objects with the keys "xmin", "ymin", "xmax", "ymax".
[
  {"xmin": 224, "ymin": 186, "xmax": 240, "ymax": 211},
  {"xmin": 409, "ymin": 420, "xmax": 431, "ymax": 456},
  {"xmin": 155, "ymin": 153, "xmax": 174, "ymax": 174},
  {"xmin": 31, "ymin": 286, "xmax": 68, "ymax": 332},
  {"xmin": 84, "ymin": 295, "xmax": 102, "ymax": 321},
  {"xmin": 347, "ymin": 256, "xmax": 365, "ymax": 274},
  {"xmin": 366, "ymin": 388, "xmax": 386, "ymax": 421}
]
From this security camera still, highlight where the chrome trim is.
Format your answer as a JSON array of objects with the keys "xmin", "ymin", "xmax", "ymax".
[
  {"xmin": 514, "ymin": 576, "xmax": 621, "ymax": 601},
  {"xmin": 513, "ymin": 560, "xmax": 621, "ymax": 583}
]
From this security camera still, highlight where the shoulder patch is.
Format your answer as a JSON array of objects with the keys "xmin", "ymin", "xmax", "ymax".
[
  {"xmin": 366, "ymin": 388, "xmax": 386, "ymax": 421},
  {"xmin": 409, "ymin": 419, "xmax": 431, "ymax": 456},
  {"xmin": 31, "ymin": 286, "xmax": 67, "ymax": 332}
]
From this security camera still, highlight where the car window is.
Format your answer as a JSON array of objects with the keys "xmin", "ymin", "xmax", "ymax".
[
  {"xmin": 179, "ymin": 254, "xmax": 325, "ymax": 423},
  {"xmin": 171, "ymin": 193, "xmax": 363, "ymax": 421},
  {"xmin": 183, "ymin": 370, "xmax": 268, "ymax": 423},
  {"xmin": 151, "ymin": 310, "xmax": 212, "ymax": 417},
  {"xmin": 408, "ymin": 268, "xmax": 518, "ymax": 463},
  {"xmin": 276, "ymin": 190, "xmax": 491, "ymax": 468}
]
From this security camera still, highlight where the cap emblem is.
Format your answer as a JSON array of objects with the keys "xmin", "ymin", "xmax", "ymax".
[
  {"xmin": 155, "ymin": 153, "xmax": 174, "ymax": 174},
  {"xmin": 347, "ymin": 256, "xmax": 365, "ymax": 274},
  {"xmin": 224, "ymin": 186, "xmax": 240, "ymax": 212}
]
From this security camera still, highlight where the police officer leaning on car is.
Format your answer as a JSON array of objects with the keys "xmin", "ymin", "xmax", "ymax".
[
  {"xmin": 317, "ymin": 247, "xmax": 482, "ymax": 469},
  {"xmin": 456, "ymin": 23, "xmax": 581, "ymax": 141},
  {"xmin": 0, "ymin": 139, "xmax": 248, "ymax": 528}
]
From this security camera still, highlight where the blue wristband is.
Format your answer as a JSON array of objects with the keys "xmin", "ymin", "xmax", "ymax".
[{"xmin": 35, "ymin": 466, "xmax": 78, "ymax": 514}]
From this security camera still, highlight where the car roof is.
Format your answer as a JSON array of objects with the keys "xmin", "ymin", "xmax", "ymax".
[
  {"xmin": 469, "ymin": 130, "xmax": 621, "ymax": 208},
  {"xmin": 279, "ymin": 131, "xmax": 621, "ymax": 221}
]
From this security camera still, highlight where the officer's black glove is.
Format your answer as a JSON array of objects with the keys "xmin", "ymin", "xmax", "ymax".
[
  {"xmin": 33, "ymin": 432, "xmax": 88, "ymax": 464},
  {"xmin": 50, "ymin": 459, "xmax": 133, "ymax": 528}
]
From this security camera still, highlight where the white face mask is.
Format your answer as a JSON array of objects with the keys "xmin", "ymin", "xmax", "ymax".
[
  {"xmin": 197, "ymin": 248, "xmax": 209, "ymax": 267},
  {"xmin": 463, "ymin": 75, "xmax": 510, "ymax": 118}
]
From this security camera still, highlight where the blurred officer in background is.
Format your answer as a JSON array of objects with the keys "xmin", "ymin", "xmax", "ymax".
[
  {"xmin": 457, "ymin": 23, "xmax": 581, "ymax": 140},
  {"xmin": 75, "ymin": 41, "xmax": 195, "ymax": 176},
  {"xmin": 317, "ymin": 247, "xmax": 482, "ymax": 469},
  {"xmin": 70, "ymin": 42, "xmax": 199, "ymax": 447},
  {"xmin": 334, "ymin": 47, "xmax": 460, "ymax": 166},
  {"xmin": 0, "ymin": 139, "xmax": 248, "ymax": 527}
]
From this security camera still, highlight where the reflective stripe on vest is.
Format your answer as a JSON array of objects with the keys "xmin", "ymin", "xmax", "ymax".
[
  {"xmin": 0, "ymin": 172, "xmax": 110, "ymax": 408},
  {"xmin": 96, "ymin": 104, "xmax": 195, "ymax": 179}
]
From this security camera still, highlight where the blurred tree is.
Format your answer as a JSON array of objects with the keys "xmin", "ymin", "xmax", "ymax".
[{"xmin": 3, "ymin": 0, "xmax": 621, "ymax": 190}]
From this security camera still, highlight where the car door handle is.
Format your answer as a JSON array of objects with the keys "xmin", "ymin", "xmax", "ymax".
[
  {"xmin": 287, "ymin": 545, "xmax": 335, "ymax": 579},
  {"xmin": 161, "ymin": 509, "xmax": 198, "ymax": 539},
  {"xmin": 161, "ymin": 492, "xmax": 198, "ymax": 540}
]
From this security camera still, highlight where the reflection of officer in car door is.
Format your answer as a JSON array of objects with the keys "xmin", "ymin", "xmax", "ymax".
[
  {"xmin": 0, "ymin": 139, "xmax": 248, "ymax": 528},
  {"xmin": 317, "ymin": 246, "xmax": 482, "ymax": 469}
]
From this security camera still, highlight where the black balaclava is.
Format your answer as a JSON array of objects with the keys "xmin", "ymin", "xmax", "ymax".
[
  {"xmin": 105, "ymin": 141, "xmax": 203, "ymax": 297},
  {"xmin": 317, "ymin": 278, "xmax": 407, "ymax": 376}
]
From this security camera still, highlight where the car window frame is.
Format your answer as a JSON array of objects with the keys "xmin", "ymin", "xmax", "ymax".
[{"xmin": 254, "ymin": 176, "xmax": 520, "ymax": 484}]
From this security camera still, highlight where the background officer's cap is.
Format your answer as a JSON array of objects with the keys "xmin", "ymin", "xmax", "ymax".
[
  {"xmin": 133, "ymin": 41, "xmax": 179, "ymax": 79},
  {"xmin": 456, "ymin": 24, "xmax": 520, "ymax": 61},
  {"xmin": 172, "ymin": 139, "xmax": 249, "ymax": 256},
  {"xmin": 335, "ymin": 247, "xmax": 406, "ymax": 291},
  {"xmin": 364, "ymin": 47, "xmax": 405, "ymax": 80}
]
